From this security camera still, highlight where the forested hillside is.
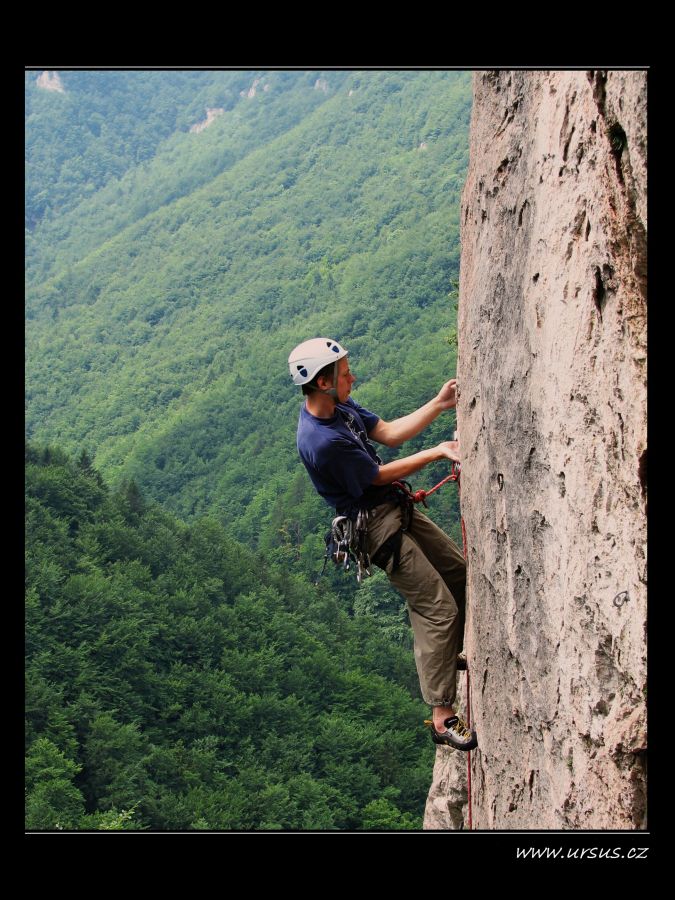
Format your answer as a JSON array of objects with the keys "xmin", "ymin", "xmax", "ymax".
[
  {"xmin": 26, "ymin": 444, "xmax": 435, "ymax": 830},
  {"xmin": 25, "ymin": 70, "xmax": 471, "ymax": 579},
  {"xmin": 25, "ymin": 71, "xmax": 472, "ymax": 830},
  {"xmin": 26, "ymin": 71, "xmax": 354, "ymax": 282}
]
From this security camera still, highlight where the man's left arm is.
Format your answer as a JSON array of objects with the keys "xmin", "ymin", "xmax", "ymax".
[{"xmin": 368, "ymin": 378, "xmax": 457, "ymax": 447}]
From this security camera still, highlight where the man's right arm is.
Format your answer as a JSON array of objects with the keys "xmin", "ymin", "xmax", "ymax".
[{"xmin": 371, "ymin": 441, "xmax": 460, "ymax": 486}]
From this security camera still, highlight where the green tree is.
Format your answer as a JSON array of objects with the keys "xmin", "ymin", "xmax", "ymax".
[
  {"xmin": 25, "ymin": 738, "xmax": 85, "ymax": 830},
  {"xmin": 361, "ymin": 796, "xmax": 419, "ymax": 830},
  {"xmin": 82, "ymin": 713, "xmax": 150, "ymax": 813}
]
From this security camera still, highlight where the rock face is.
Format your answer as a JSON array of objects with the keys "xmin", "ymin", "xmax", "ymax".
[
  {"xmin": 423, "ymin": 676, "xmax": 470, "ymax": 829},
  {"xmin": 189, "ymin": 108, "xmax": 225, "ymax": 134},
  {"xmin": 36, "ymin": 71, "xmax": 65, "ymax": 94},
  {"xmin": 431, "ymin": 70, "xmax": 647, "ymax": 830},
  {"xmin": 240, "ymin": 78, "xmax": 270, "ymax": 99}
]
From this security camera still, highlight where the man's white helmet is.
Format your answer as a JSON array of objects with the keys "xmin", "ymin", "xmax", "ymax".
[{"xmin": 288, "ymin": 338, "xmax": 348, "ymax": 387}]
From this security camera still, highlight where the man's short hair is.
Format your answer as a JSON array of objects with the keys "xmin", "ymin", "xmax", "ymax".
[{"xmin": 301, "ymin": 360, "xmax": 335, "ymax": 395}]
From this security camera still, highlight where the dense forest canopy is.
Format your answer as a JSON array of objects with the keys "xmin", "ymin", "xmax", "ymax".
[{"xmin": 25, "ymin": 444, "xmax": 435, "ymax": 830}]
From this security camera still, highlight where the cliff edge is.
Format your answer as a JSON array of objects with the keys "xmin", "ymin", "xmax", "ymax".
[{"xmin": 425, "ymin": 70, "xmax": 647, "ymax": 830}]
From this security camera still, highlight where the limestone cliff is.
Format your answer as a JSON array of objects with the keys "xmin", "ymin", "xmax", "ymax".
[
  {"xmin": 36, "ymin": 71, "xmax": 65, "ymax": 94},
  {"xmin": 424, "ymin": 70, "xmax": 647, "ymax": 830},
  {"xmin": 189, "ymin": 108, "xmax": 225, "ymax": 134}
]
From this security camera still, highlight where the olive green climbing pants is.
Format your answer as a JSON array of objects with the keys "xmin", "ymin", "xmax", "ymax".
[{"xmin": 366, "ymin": 501, "xmax": 466, "ymax": 708}]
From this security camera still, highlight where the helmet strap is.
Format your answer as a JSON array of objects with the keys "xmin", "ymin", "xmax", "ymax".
[
  {"xmin": 312, "ymin": 358, "xmax": 340, "ymax": 399},
  {"xmin": 330, "ymin": 358, "xmax": 340, "ymax": 398}
]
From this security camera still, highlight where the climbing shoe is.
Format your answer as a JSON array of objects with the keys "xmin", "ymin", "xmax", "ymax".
[{"xmin": 425, "ymin": 715, "xmax": 478, "ymax": 751}]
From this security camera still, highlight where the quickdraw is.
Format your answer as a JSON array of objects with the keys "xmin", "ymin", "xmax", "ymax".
[
  {"xmin": 392, "ymin": 460, "xmax": 461, "ymax": 507},
  {"xmin": 316, "ymin": 508, "xmax": 372, "ymax": 584}
]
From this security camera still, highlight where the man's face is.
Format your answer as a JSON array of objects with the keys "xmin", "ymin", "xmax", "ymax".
[{"xmin": 319, "ymin": 356, "xmax": 356, "ymax": 402}]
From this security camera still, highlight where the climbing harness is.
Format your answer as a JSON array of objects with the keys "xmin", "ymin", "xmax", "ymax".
[
  {"xmin": 315, "ymin": 405, "xmax": 385, "ymax": 585},
  {"xmin": 369, "ymin": 463, "xmax": 463, "ymax": 575},
  {"xmin": 316, "ymin": 464, "xmax": 462, "ymax": 581}
]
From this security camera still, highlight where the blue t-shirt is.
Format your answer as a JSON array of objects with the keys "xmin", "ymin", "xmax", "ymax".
[{"xmin": 297, "ymin": 398, "xmax": 395, "ymax": 517}]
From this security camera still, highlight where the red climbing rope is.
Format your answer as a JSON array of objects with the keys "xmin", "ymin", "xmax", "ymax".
[
  {"xmin": 392, "ymin": 461, "xmax": 461, "ymax": 506},
  {"xmin": 455, "ymin": 468, "xmax": 473, "ymax": 833},
  {"xmin": 397, "ymin": 461, "xmax": 474, "ymax": 830}
]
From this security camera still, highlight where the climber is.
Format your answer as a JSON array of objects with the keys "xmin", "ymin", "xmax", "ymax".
[{"xmin": 289, "ymin": 337, "xmax": 477, "ymax": 751}]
